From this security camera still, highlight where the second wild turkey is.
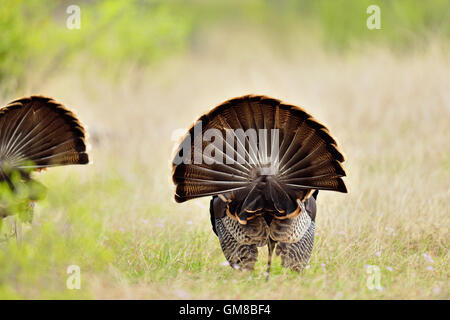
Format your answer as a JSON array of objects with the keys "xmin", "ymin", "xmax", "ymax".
[
  {"xmin": 172, "ymin": 95, "xmax": 347, "ymax": 273},
  {"xmin": 0, "ymin": 96, "xmax": 89, "ymax": 222}
]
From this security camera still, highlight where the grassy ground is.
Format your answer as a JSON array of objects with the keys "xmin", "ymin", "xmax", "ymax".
[{"xmin": 0, "ymin": 32, "xmax": 448, "ymax": 299}]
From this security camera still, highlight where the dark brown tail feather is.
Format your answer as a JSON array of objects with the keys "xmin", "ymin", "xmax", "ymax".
[
  {"xmin": 172, "ymin": 95, "xmax": 346, "ymax": 222},
  {"xmin": 0, "ymin": 95, "xmax": 89, "ymax": 183}
]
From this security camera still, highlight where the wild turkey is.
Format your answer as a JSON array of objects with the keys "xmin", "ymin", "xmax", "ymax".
[
  {"xmin": 172, "ymin": 95, "xmax": 347, "ymax": 273},
  {"xmin": 0, "ymin": 96, "xmax": 89, "ymax": 222}
]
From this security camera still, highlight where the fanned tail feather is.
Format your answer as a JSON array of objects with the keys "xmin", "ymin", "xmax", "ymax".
[
  {"xmin": 0, "ymin": 96, "xmax": 89, "ymax": 185},
  {"xmin": 172, "ymin": 95, "xmax": 347, "ymax": 223}
]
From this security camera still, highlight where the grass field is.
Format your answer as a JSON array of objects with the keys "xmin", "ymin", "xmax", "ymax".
[
  {"xmin": 0, "ymin": 1, "xmax": 449, "ymax": 299},
  {"xmin": 0, "ymin": 34, "xmax": 448, "ymax": 299}
]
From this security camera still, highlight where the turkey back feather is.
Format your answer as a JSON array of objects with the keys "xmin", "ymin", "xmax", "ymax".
[
  {"xmin": 0, "ymin": 96, "xmax": 89, "ymax": 184},
  {"xmin": 172, "ymin": 95, "xmax": 346, "ymax": 224}
]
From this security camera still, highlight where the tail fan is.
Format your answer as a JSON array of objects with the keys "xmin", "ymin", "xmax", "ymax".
[
  {"xmin": 0, "ymin": 95, "xmax": 89, "ymax": 185},
  {"xmin": 172, "ymin": 95, "xmax": 346, "ymax": 223}
]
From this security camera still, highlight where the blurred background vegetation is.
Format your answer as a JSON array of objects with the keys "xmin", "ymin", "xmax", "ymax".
[{"xmin": 1, "ymin": 0, "xmax": 449, "ymax": 95}]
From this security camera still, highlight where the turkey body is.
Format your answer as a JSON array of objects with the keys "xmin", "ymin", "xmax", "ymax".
[
  {"xmin": 172, "ymin": 95, "xmax": 347, "ymax": 272},
  {"xmin": 0, "ymin": 96, "xmax": 89, "ymax": 220},
  {"xmin": 210, "ymin": 190, "xmax": 318, "ymax": 271}
]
